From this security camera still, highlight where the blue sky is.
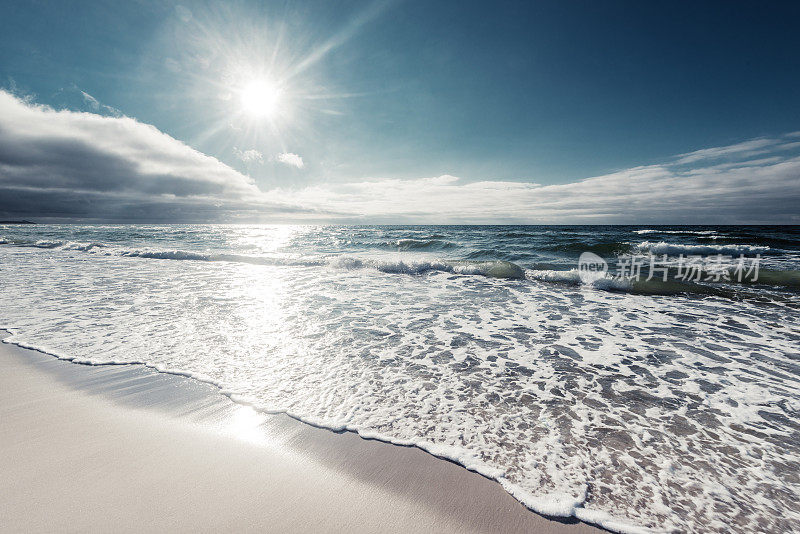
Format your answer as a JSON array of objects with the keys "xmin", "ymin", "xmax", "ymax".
[{"xmin": 1, "ymin": 0, "xmax": 799, "ymax": 222}]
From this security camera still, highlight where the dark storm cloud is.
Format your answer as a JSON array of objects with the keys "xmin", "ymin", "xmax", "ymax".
[{"xmin": 0, "ymin": 90, "xmax": 310, "ymax": 221}]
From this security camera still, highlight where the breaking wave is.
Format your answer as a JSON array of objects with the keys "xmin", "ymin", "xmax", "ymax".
[
  {"xmin": 633, "ymin": 229, "xmax": 721, "ymax": 236},
  {"xmin": 0, "ymin": 238, "xmax": 526, "ymax": 281},
  {"xmin": 634, "ymin": 241, "xmax": 771, "ymax": 256},
  {"xmin": 1, "ymin": 233, "xmax": 795, "ymax": 291}
]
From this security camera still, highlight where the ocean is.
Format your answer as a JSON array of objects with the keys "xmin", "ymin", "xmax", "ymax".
[{"xmin": 1, "ymin": 224, "xmax": 798, "ymax": 533}]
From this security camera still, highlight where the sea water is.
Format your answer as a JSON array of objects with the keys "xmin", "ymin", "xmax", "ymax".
[{"xmin": 1, "ymin": 224, "xmax": 798, "ymax": 533}]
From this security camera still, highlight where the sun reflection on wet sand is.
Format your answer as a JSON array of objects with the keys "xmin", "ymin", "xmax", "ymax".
[{"xmin": 217, "ymin": 404, "xmax": 272, "ymax": 446}]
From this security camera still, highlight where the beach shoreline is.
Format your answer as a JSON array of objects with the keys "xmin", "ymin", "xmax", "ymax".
[{"xmin": 0, "ymin": 333, "xmax": 606, "ymax": 533}]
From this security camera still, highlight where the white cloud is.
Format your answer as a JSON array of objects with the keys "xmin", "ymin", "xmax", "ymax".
[
  {"xmin": 281, "ymin": 144, "xmax": 800, "ymax": 224},
  {"xmin": 80, "ymin": 91, "xmax": 101, "ymax": 110},
  {"xmin": 233, "ymin": 147, "xmax": 263, "ymax": 163},
  {"xmin": 78, "ymin": 90, "xmax": 121, "ymax": 116},
  {"xmin": 1, "ymin": 90, "xmax": 798, "ymax": 223},
  {"xmin": 273, "ymin": 152, "xmax": 304, "ymax": 169},
  {"xmin": 675, "ymin": 138, "xmax": 777, "ymax": 164}
]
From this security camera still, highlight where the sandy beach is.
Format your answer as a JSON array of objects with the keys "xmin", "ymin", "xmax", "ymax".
[
  {"xmin": 0, "ymin": 334, "xmax": 604, "ymax": 533},
  {"xmin": 1, "ymin": 0, "xmax": 799, "ymax": 530}
]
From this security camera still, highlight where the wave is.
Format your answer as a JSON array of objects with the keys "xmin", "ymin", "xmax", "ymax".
[
  {"xmin": 63, "ymin": 241, "xmax": 106, "ymax": 252},
  {"xmin": 633, "ymin": 229, "xmax": 721, "ymax": 236},
  {"xmin": 395, "ymin": 238, "xmax": 456, "ymax": 250},
  {"xmin": 547, "ymin": 242, "xmax": 634, "ymax": 256},
  {"xmin": 523, "ymin": 268, "xmax": 780, "ymax": 296},
  {"xmin": 497, "ymin": 231, "xmax": 539, "ymax": 238},
  {"xmin": 0, "ymin": 238, "xmax": 66, "ymax": 248},
  {"xmin": 31, "ymin": 240, "xmax": 64, "ymax": 248},
  {"xmin": 0, "ymin": 327, "xmax": 648, "ymax": 534},
  {"xmin": 526, "ymin": 269, "xmax": 640, "ymax": 292},
  {"xmin": 1, "ymin": 235, "xmax": 794, "ymax": 289},
  {"xmin": 121, "ymin": 249, "xmax": 326, "ymax": 268},
  {"xmin": 330, "ymin": 257, "xmax": 526, "ymax": 279},
  {"xmin": 0, "ymin": 237, "xmax": 526, "ymax": 280},
  {"xmin": 718, "ymin": 233, "xmax": 800, "ymax": 249},
  {"xmin": 0, "ymin": 237, "xmax": 106, "ymax": 251},
  {"xmin": 743, "ymin": 269, "xmax": 800, "ymax": 289},
  {"xmin": 634, "ymin": 231, "xmax": 800, "ymax": 250},
  {"xmin": 103, "ymin": 248, "xmax": 527, "ymax": 280},
  {"xmin": 634, "ymin": 241, "xmax": 771, "ymax": 256}
]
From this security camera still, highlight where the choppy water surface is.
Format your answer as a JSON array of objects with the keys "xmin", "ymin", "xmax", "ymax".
[{"xmin": 1, "ymin": 224, "xmax": 799, "ymax": 533}]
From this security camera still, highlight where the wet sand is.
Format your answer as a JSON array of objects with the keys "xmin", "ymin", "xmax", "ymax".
[{"xmin": 0, "ymin": 335, "xmax": 605, "ymax": 533}]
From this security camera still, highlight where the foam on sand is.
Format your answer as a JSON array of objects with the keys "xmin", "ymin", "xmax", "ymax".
[{"xmin": 0, "ymin": 335, "xmax": 606, "ymax": 534}]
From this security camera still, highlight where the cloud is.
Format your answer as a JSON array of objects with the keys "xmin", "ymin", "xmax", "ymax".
[
  {"xmin": 282, "ymin": 139, "xmax": 800, "ymax": 224},
  {"xmin": 78, "ymin": 91, "xmax": 122, "ymax": 117},
  {"xmin": 675, "ymin": 138, "xmax": 777, "ymax": 165},
  {"xmin": 0, "ymin": 90, "xmax": 308, "ymax": 221},
  {"xmin": 1, "ymin": 90, "xmax": 798, "ymax": 223},
  {"xmin": 273, "ymin": 152, "xmax": 304, "ymax": 169},
  {"xmin": 45, "ymin": 86, "xmax": 123, "ymax": 117},
  {"xmin": 233, "ymin": 147, "xmax": 263, "ymax": 163}
]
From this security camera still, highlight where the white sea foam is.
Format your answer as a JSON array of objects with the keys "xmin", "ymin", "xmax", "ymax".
[
  {"xmin": 0, "ymin": 225, "xmax": 798, "ymax": 533},
  {"xmin": 633, "ymin": 229, "xmax": 721, "ymax": 236},
  {"xmin": 526, "ymin": 269, "xmax": 633, "ymax": 291},
  {"xmin": 634, "ymin": 240, "xmax": 770, "ymax": 256},
  {"xmin": 0, "ymin": 326, "xmax": 653, "ymax": 533}
]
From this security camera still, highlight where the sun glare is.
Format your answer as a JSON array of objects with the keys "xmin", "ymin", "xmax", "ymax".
[{"xmin": 240, "ymin": 80, "xmax": 281, "ymax": 118}]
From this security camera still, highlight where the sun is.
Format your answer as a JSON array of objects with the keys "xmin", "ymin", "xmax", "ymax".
[{"xmin": 239, "ymin": 79, "xmax": 281, "ymax": 118}]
